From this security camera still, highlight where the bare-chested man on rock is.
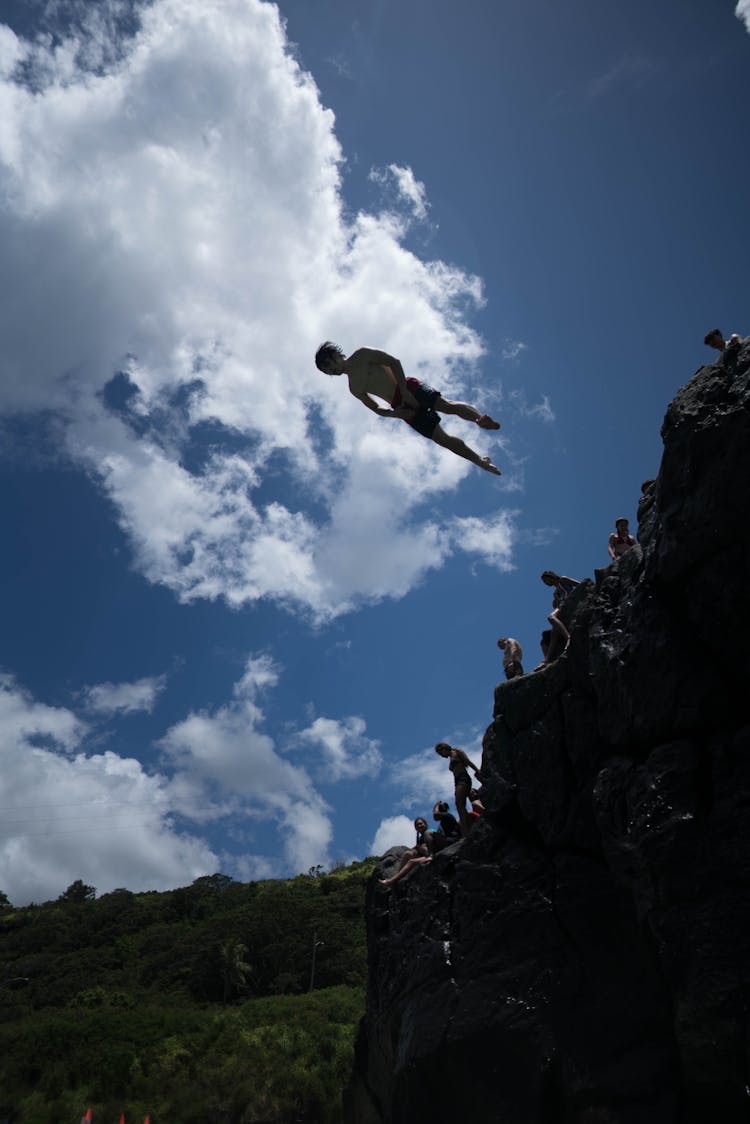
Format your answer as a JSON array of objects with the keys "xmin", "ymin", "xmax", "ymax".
[{"xmin": 315, "ymin": 342, "xmax": 502, "ymax": 475}]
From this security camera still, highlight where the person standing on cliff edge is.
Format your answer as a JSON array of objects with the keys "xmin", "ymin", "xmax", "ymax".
[
  {"xmin": 537, "ymin": 570, "xmax": 580, "ymax": 667},
  {"xmin": 498, "ymin": 636, "xmax": 524, "ymax": 679},
  {"xmin": 435, "ymin": 742, "xmax": 482, "ymax": 836},
  {"xmin": 315, "ymin": 342, "xmax": 502, "ymax": 475}
]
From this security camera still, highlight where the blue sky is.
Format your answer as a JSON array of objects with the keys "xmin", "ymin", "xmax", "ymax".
[{"xmin": 0, "ymin": 0, "xmax": 748, "ymax": 904}]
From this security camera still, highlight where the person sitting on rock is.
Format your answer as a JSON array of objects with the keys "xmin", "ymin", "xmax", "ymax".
[
  {"xmin": 432, "ymin": 800, "xmax": 461, "ymax": 846},
  {"xmin": 538, "ymin": 570, "xmax": 580, "ymax": 667},
  {"xmin": 467, "ymin": 788, "xmax": 484, "ymax": 826},
  {"xmin": 410, "ymin": 815, "xmax": 433, "ymax": 857},
  {"xmin": 378, "ymin": 853, "xmax": 433, "ymax": 887},
  {"xmin": 469, "ymin": 788, "xmax": 485, "ymax": 815},
  {"xmin": 435, "ymin": 743, "xmax": 482, "ymax": 836},
  {"xmin": 497, "ymin": 636, "xmax": 524, "ymax": 679},
  {"xmin": 315, "ymin": 342, "xmax": 502, "ymax": 475},
  {"xmin": 704, "ymin": 328, "xmax": 746, "ymax": 366},
  {"xmin": 607, "ymin": 517, "xmax": 636, "ymax": 563},
  {"xmin": 378, "ymin": 817, "xmax": 433, "ymax": 884}
]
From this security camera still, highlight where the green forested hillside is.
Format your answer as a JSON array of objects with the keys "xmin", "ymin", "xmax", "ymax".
[{"xmin": 0, "ymin": 862, "xmax": 376, "ymax": 1123}]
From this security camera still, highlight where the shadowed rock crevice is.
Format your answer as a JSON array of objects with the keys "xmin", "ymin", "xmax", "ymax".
[{"xmin": 345, "ymin": 345, "xmax": 750, "ymax": 1123}]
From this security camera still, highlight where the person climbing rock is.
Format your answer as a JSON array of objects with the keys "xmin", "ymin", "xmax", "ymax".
[
  {"xmin": 435, "ymin": 742, "xmax": 482, "ymax": 836},
  {"xmin": 315, "ymin": 342, "xmax": 502, "ymax": 475},
  {"xmin": 497, "ymin": 636, "xmax": 524, "ymax": 679},
  {"xmin": 537, "ymin": 570, "xmax": 580, "ymax": 667},
  {"xmin": 607, "ymin": 517, "xmax": 636, "ymax": 563}
]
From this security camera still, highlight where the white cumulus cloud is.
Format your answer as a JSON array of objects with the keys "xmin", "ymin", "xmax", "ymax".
[
  {"xmin": 297, "ymin": 715, "xmax": 382, "ymax": 782},
  {"xmin": 369, "ymin": 163, "xmax": 430, "ymax": 222},
  {"xmin": 369, "ymin": 814, "xmax": 415, "ymax": 856},
  {"xmin": 159, "ymin": 655, "xmax": 334, "ymax": 872},
  {"xmin": 0, "ymin": 0, "xmax": 512, "ymax": 621},
  {"xmin": 82, "ymin": 674, "xmax": 167, "ymax": 715},
  {"xmin": 0, "ymin": 653, "xmax": 377, "ymax": 902},
  {"xmin": 0, "ymin": 674, "xmax": 217, "ymax": 905},
  {"xmin": 450, "ymin": 510, "xmax": 517, "ymax": 570}
]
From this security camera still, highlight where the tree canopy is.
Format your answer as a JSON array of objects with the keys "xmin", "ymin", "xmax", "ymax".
[{"xmin": 0, "ymin": 859, "xmax": 377, "ymax": 1122}]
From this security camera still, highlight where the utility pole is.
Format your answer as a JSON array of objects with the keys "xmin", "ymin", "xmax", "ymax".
[{"xmin": 308, "ymin": 929, "xmax": 324, "ymax": 992}]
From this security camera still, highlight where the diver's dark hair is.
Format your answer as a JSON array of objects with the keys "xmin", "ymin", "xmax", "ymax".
[
  {"xmin": 315, "ymin": 341, "xmax": 345, "ymax": 372},
  {"xmin": 704, "ymin": 329, "xmax": 722, "ymax": 345}
]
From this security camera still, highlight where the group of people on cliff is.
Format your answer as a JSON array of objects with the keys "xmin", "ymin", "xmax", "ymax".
[
  {"xmin": 493, "ymin": 325, "xmax": 748, "ymax": 681},
  {"xmin": 347, "ymin": 330, "xmax": 744, "ymax": 888},
  {"xmin": 497, "ymin": 515, "xmax": 636, "ymax": 683},
  {"xmin": 379, "ymin": 756, "xmax": 485, "ymax": 886},
  {"xmin": 497, "ymin": 568, "xmax": 579, "ymax": 680},
  {"xmin": 494, "ymin": 317, "xmax": 750, "ymax": 681},
  {"xmin": 380, "ymin": 518, "xmax": 642, "ymax": 887}
]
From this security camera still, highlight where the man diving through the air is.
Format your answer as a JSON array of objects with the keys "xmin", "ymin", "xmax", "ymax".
[{"xmin": 315, "ymin": 342, "xmax": 502, "ymax": 475}]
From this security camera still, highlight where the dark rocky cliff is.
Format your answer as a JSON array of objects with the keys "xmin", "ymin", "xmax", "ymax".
[{"xmin": 346, "ymin": 346, "xmax": 750, "ymax": 1124}]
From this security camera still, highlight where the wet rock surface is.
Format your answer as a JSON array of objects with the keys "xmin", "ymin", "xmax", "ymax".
[{"xmin": 345, "ymin": 347, "xmax": 750, "ymax": 1123}]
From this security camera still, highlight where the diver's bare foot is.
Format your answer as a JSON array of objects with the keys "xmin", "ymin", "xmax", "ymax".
[
  {"xmin": 480, "ymin": 457, "xmax": 501, "ymax": 476},
  {"xmin": 477, "ymin": 414, "xmax": 500, "ymax": 430}
]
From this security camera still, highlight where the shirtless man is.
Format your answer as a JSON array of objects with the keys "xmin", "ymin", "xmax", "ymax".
[
  {"xmin": 497, "ymin": 636, "xmax": 524, "ymax": 679},
  {"xmin": 315, "ymin": 342, "xmax": 502, "ymax": 475},
  {"xmin": 607, "ymin": 517, "xmax": 636, "ymax": 562}
]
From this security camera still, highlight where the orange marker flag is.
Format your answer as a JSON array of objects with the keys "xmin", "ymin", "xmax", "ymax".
[
  {"xmin": 81, "ymin": 1110, "xmax": 92, "ymax": 1124},
  {"xmin": 119, "ymin": 1116, "xmax": 125, "ymax": 1124},
  {"xmin": 143, "ymin": 1116, "xmax": 150, "ymax": 1124}
]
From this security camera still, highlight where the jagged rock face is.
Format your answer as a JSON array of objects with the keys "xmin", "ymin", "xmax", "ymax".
[{"xmin": 346, "ymin": 349, "xmax": 750, "ymax": 1124}]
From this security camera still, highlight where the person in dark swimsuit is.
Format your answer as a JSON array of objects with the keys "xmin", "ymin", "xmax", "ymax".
[
  {"xmin": 538, "ymin": 570, "xmax": 580, "ymax": 667},
  {"xmin": 315, "ymin": 342, "xmax": 502, "ymax": 475},
  {"xmin": 434, "ymin": 742, "xmax": 482, "ymax": 836},
  {"xmin": 431, "ymin": 800, "xmax": 461, "ymax": 850}
]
